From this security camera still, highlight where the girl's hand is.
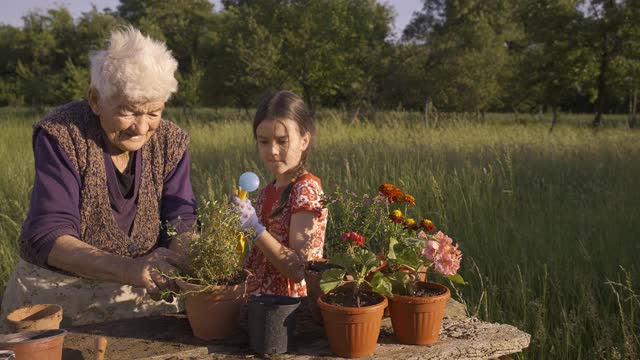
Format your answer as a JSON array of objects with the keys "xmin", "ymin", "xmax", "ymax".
[{"xmin": 230, "ymin": 194, "xmax": 266, "ymax": 238}]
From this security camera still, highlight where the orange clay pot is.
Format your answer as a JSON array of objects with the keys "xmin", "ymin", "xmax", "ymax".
[
  {"xmin": 6, "ymin": 304, "xmax": 63, "ymax": 332},
  {"xmin": 304, "ymin": 259, "xmax": 342, "ymax": 324},
  {"xmin": 388, "ymin": 281, "xmax": 450, "ymax": 345},
  {"xmin": 317, "ymin": 292, "xmax": 387, "ymax": 358},
  {"xmin": 0, "ymin": 329, "xmax": 67, "ymax": 360},
  {"xmin": 177, "ymin": 279, "xmax": 246, "ymax": 340}
]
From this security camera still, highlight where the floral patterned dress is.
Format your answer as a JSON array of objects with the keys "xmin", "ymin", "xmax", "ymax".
[{"xmin": 244, "ymin": 173, "xmax": 327, "ymax": 297}]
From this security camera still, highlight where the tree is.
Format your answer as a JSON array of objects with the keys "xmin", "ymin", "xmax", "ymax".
[
  {"xmin": 218, "ymin": 0, "xmax": 393, "ymax": 113},
  {"xmin": 582, "ymin": 0, "xmax": 630, "ymax": 127},
  {"xmin": 515, "ymin": 0, "xmax": 586, "ymax": 130},
  {"xmin": 404, "ymin": 0, "xmax": 520, "ymax": 116}
]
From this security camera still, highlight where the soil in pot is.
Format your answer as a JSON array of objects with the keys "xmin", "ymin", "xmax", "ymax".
[
  {"xmin": 0, "ymin": 329, "xmax": 67, "ymax": 360},
  {"xmin": 317, "ymin": 291, "xmax": 387, "ymax": 358},
  {"xmin": 389, "ymin": 281, "xmax": 450, "ymax": 345},
  {"xmin": 248, "ymin": 294, "xmax": 301, "ymax": 354},
  {"xmin": 6, "ymin": 304, "xmax": 63, "ymax": 332}
]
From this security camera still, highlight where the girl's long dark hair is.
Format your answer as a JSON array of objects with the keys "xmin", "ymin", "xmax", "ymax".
[{"xmin": 253, "ymin": 90, "xmax": 316, "ymax": 218}]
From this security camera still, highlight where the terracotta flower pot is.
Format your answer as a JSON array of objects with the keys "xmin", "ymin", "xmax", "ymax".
[
  {"xmin": 176, "ymin": 279, "xmax": 246, "ymax": 340},
  {"xmin": 5, "ymin": 304, "xmax": 63, "ymax": 332},
  {"xmin": 0, "ymin": 329, "xmax": 67, "ymax": 360},
  {"xmin": 317, "ymin": 292, "xmax": 387, "ymax": 358},
  {"xmin": 304, "ymin": 259, "xmax": 341, "ymax": 324},
  {"xmin": 388, "ymin": 281, "xmax": 450, "ymax": 345}
]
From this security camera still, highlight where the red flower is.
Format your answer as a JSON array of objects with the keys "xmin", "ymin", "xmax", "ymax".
[
  {"xmin": 420, "ymin": 219, "xmax": 435, "ymax": 233},
  {"xmin": 341, "ymin": 232, "xmax": 365, "ymax": 247}
]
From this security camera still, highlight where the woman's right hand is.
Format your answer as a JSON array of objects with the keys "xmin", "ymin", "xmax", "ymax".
[{"xmin": 123, "ymin": 247, "xmax": 185, "ymax": 301}]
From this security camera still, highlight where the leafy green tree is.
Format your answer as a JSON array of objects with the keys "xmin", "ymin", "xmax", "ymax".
[
  {"xmin": 219, "ymin": 0, "xmax": 393, "ymax": 113},
  {"xmin": 404, "ymin": 0, "xmax": 520, "ymax": 116},
  {"xmin": 582, "ymin": 0, "xmax": 630, "ymax": 127},
  {"xmin": 515, "ymin": 0, "xmax": 586, "ymax": 129}
]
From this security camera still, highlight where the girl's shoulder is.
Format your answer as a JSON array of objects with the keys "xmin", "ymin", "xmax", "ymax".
[{"xmin": 293, "ymin": 173, "xmax": 323, "ymax": 192}]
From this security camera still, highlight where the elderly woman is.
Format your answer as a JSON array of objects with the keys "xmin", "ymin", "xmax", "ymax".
[{"xmin": 1, "ymin": 26, "xmax": 196, "ymax": 327}]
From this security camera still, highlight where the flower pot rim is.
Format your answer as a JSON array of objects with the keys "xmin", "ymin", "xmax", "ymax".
[
  {"xmin": 249, "ymin": 294, "xmax": 301, "ymax": 307},
  {"xmin": 389, "ymin": 281, "xmax": 451, "ymax": 303},
  {"xmin": 6, "ymin": 304, "xmax": 62, "ymax": 323},
  {"xmin": 305, "ymin": 259, "xmax": 341, "ymax": 274},
  {"xmin": 176, "ymin": 269, "xmax": 252, "ymax": 293},
  {"xmin": 318, "ymin": 292, "xmax": 388, "ymax": 314},
  {"xmin": 0, "ymin": 329, "xmax": 67, "ymax": 346}
]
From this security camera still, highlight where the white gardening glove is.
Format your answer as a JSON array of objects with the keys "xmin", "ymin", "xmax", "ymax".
[{"xmin": 230, "ymin": 194, "xmax": 266, "ymax": 239}]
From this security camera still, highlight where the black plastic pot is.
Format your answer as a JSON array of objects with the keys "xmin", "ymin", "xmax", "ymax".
[{"xmin": 248, "ymin": 294, "xmax": 301, "ymax": 354}]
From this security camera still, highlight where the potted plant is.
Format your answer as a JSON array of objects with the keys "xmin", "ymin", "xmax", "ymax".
[
  {"xmin": 318, "ymin": 232, "xmax": 392, "ymax": 358},
  {"xmin": 305, "ymin": 184, "xmax": 393, "ymax": 324},
  {"xmin": 169, "ymin": 199, "xmax": 251, "ymax": 341},
  {"xmin": 376, "ymin": 183, "xmax": 465, "ymax": 345}
]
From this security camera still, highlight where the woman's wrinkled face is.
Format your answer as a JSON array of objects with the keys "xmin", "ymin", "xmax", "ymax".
[
  {"xmin": 256, "ymin": 118, "xmax": 310, "ymax": 183},
  {"xmin": 89, "ymin": 91, "xmax": 164, "ymax": 154}
]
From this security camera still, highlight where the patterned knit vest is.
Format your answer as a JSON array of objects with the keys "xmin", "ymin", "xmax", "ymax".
[{"xmin": 26, "ymin": 100, "xmax": 189, "ymax": 259}]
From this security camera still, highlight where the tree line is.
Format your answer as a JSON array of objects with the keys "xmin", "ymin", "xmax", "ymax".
[{"xmin": 0, "ymin": 0, "xmax": 638, "ymax": 127}]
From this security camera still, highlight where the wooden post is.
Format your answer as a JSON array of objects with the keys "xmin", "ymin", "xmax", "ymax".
[{"xmin": 94, "ymin": 336, "xmax": 107, "ymax": 360}]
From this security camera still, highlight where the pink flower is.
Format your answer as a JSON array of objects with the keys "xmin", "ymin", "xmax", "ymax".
[
  {"xmin": 417, "ymin": 230, "xmax": 427, "ymax": 239},
  {"xmin": 423, "ymin": 231, "xmax": 462, "ymax": 276},
  {"xmin": 423, "ymin": 240, "xmax": 439, "ymax": 261}
]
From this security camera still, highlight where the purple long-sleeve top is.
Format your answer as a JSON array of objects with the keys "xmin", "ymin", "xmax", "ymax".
[{"xmin": 21, "ymin": 130, "xmax": 198, "ymax": 265}]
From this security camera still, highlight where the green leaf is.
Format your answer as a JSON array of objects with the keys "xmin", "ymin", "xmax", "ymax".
[
  {"xmin": 354, "ymin": 249, "xmax": 378, "ymax": 269},
  {"xmin": 387, "ymin": 271, "xmax": 411, "ymax": 295},
  {"xmin": 387, "ymin": 237, "xmax": 398, "ymax": 259},
  {"xmin": 369, "ymin": 271, "xmax": 393, "ymax": 298},
  {"xmin": 320, "ymin": 268, "xmax": 346, "ymax": 293},
  {"xmin": 394, "ymin": 241, "xmax": 422, "ymax": 270},
  {"xmin": 330, "ymin": 253, "xmax": 354, "ymax": 270},
  {"xmin": 445, "ymin": 273, "xmax": 467, "ymax": 285}
]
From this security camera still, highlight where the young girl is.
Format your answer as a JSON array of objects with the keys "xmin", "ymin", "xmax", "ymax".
[{"xmin": 232, "ymin": 90, "xmax": 327, "ymax": 297}]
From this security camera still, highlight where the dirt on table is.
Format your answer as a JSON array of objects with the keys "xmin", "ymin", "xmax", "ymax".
[{"xmin": 62, "ymin": 299, "xmax": 328, "ymax": 359}]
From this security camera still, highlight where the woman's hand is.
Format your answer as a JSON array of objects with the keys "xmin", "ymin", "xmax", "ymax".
[
  {"xmin": 123, "ymin": 247, "xmax": 185, "ymax": 301},
  {"xmin": 230, "ymin": 194, "xmax": 266, "ymax": 237}
]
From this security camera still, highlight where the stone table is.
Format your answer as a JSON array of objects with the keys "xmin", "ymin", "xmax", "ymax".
[{"xmin": 62, "ymin": 299, "xmax": 530, "ymax": 359}]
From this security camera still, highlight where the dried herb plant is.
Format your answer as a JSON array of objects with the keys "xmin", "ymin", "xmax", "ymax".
[{"xmin": 168, "ymin": 198, "xmax": 253, "ymax": 292}]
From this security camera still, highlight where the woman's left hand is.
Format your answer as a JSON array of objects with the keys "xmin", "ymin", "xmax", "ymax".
[{"xmin": 124, "ymin": 247, "xmax": 184, "ymax": 301}]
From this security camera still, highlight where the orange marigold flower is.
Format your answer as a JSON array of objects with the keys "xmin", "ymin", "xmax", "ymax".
[
  {"xmin": 389, "ymin": 209, "xmax": 403, "ymax": 223},
  {"xmin": 399, "ymin": 194, "xmax": 416, "ymax": 206},
  {"xmin": 420, "ymin": 219, "xmax": 435, "ymax": 233},
  {"xmin": 404, "ymin": 218, "xmax": 419, "ymax": 231},
  {"xmin": 379, "ymin": 183, "xmax": 404, "ymax": 203}
]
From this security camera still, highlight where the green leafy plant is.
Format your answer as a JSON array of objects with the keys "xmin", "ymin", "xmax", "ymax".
[
  {"xmin": 385, "ymin": 233, "xmax": 465, "ymax": 296},
  {"xmin": 169, "ymin": 197, "xmax": 253, "ymax": 292},
  {"xmin": 323, "ymin": 182, "xmax": 465, "ymax": 299},
  {"xmin": 376, "ymin": 183, "xmax": 465, "ymax": 296},
  {"xmin": 320, "ymin": 232, "xmax": 392, "ymax": 307}
]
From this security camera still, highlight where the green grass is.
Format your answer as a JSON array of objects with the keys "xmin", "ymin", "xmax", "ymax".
[{"xmin": 1, "ymin": 107, "xmax": 639, "ymax": 359}]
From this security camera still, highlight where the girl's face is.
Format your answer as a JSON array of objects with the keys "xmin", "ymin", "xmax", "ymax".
[{"xmin": 256, "ymin": 118, "xmax": 310, "ymax": 185}]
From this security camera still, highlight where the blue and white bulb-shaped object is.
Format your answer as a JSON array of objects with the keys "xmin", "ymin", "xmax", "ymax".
[{"xmin": 238, "ymin": 172, "xmax": 260, "ymax": 200}]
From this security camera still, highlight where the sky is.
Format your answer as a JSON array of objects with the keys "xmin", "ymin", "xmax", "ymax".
[{"xmin": 0, "ymin": 0, "xmax": 423, "ymax": 38}]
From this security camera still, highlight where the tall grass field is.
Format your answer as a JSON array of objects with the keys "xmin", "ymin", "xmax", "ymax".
[{"xmin": 1, "ymin": 107, "xmax": 639, "ymax": 359}]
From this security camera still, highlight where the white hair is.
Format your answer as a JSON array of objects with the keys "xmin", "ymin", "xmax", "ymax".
[{"xmin": 90, "ymin": 26, "xmax": 178, "ymax": 103}]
